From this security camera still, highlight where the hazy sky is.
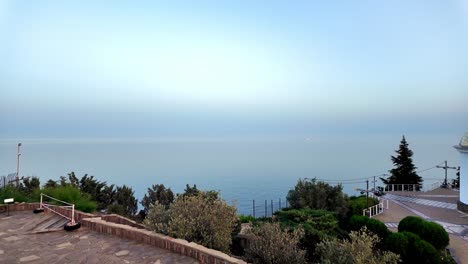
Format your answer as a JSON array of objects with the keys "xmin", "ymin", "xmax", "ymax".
[{"xmin": 1, "ymin": 0, "xmax": 467, "ymax": 138}]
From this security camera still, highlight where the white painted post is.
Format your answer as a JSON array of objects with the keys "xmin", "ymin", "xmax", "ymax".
[
  {"xmin": 71, "ymin": 204, "xmax": 75, "ymax": 225},
  {"xmin": 40, "ymin": 193, "xmax": 43, "ymax": 208}
]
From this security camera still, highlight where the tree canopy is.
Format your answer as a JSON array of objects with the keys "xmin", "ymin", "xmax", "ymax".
[{"xmin": 381, "ymin": 136, "xmax": 422, "ymax": 190}]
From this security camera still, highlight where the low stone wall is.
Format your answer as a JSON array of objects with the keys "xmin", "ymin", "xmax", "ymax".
[
  {"xmin": 101, "ymin": 214, "xmax": 148, "ymax": 229},
  {"xmin": 2, "ymin": 202, "xmax": 40, "ymax": 212},
  {"xmin": 82, "ymin": 217, "xmax": 246, "ymax": 264}
]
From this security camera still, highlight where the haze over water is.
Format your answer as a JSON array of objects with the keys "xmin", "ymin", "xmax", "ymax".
[{"xmin": 0, "ymin": 133, "xmax": 460, "ymax": 215}]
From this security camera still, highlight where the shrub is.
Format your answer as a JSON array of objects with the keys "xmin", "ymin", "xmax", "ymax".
[
  {"xmin": 349, "ymin": 215, "xmax": 389, "ymax": 239},
  {"xmin": 239, "ymin": 215, "xmax": 256, "ymax": 223},
  {"xmin": 287, "ymin": 179, "xmax": 348, "ymax": 218},
  {"xmin": 144, "ymin": 191, "xmax": 239, "ymax": 253},
  {"xmin": 384, "ymin": 231, "xmax": 441, "ymax": 264},
  {"xmin": 398, "ymin": 216, "xmax": 449, "ymax": 250},
  {"xmin": 40, "ymin": 185, "xmax": 97, "ymax": 213},
  {"xmin": 275, "ymin": 208, "xmax": 341, "ymax": 261},
  {"xmin": 245, "ymin": 222, "xmax": 306, "ymax": 264},
  {"xmin": 316, "ymin": 227, "xmax": 399, "ymax": 264},
  {"xmin": 0, "ymin": 186, "xmax": 31, "ymax": 204},
  {"xmin": 348, "ymin": 196, "xmax": 379, "ymax": 217}
]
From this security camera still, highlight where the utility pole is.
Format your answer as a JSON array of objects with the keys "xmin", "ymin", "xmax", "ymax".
[
  {"xmin": 366, "ymin": 179, "xmax": 369, "ymax": 208},
  {"xmin": 16, "ymin": 143, "xmax": 22, "ymax": 187},
  {"xmin": 436, "ymin": 160, "xmax": 457, "ymax": 188}
]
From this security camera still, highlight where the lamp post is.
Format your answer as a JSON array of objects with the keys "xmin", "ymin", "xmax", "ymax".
[{"xmin": 16, "ymin": 143, "xmax": 22, "ymax": 186}]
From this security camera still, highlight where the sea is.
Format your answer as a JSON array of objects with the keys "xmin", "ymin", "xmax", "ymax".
[{"xmin": 0, "ymin": 133, "xmax": 461, "ymax": 216}]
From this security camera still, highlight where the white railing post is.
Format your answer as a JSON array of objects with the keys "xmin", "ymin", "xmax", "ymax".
[
  {"xmin": 71, "ymin": 204, "xmax": 75, "ymax": 225},
  {"xmin": 40, "ymin": 193, "xmax": 43, "ymax": 208}
]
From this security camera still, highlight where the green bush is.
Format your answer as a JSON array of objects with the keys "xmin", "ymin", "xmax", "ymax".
[
  {"xmin": 316, "ymin": 227, "xmax": 399, "ymax": 264},
  {"xmin": 40, "ymin": 185, "xmax": 97, "ymax": 213},
  {"xmin": 245, "ymin": 222, "xmax": 307, "ymax": 264},
  {"xmin": 0, "ymin": 186, "xmax": 32, "ymax": 204},
  {"xmin": 287, "ymin": 179, "xmax": 349, "ymax": 218},
  {"xmin": 348, "ymin": 196, "xmax": 379, "ymax": 216},
  {"xmin": 239, "ymin": 215, "xmax": 256, "ymax": 223},
  {"xmin": 144, "ymin": 191, "xmax": 239, "ymax": 253},
  {"xmin": 398, "ymin": 216, "xmax": 449, "ymax": 250},
  {"xmin": 384, "ymin": 231, "xmax": 441, "ymax": 264},
  {"xmin": 276, "ymin": 208, "xmax": 340, "ymax": 261},
  {"xmin": 349, "ymin": 215, "xmax": 389, "ymax": 239}
]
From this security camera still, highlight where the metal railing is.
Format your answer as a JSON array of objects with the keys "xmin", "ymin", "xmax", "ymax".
[
  {"xmin": 383, "ymin": 184, "xmax": 421, "ymax": 192},
  {"xmin": 363, "ymin": 199, "xmax": 388, "ymax": 218},
  {"xmin": 40, "ymin": 193, "xmax": 76, "ymax": 225}
]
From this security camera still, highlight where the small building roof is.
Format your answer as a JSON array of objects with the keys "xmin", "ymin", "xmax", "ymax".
[{"xmin": 454, "ymin": 132, "xmax": 468, "ymax": 152}]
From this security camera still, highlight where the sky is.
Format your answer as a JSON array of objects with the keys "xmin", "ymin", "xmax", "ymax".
[{"xmin": 1, "ymin": 0, "xmax": 467, "ymax": 138}]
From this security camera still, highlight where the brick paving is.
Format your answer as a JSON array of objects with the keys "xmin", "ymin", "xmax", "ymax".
[
  {"xmin": 0, "ymin": 211, "xmax": 198, "ymax": 264},
  {"xmin": 374, "ymin": 188, "xmax": 468, "ymax": 263}
]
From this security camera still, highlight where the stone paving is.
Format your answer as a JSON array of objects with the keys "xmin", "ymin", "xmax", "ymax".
[{"xmin": 0, "ymin": 211, "xmax": 199, "ymax": 264}]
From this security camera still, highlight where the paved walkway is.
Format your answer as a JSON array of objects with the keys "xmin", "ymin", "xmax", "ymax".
[
  {"xmin": 0, "ymin": 211, "xmax": 198, "ymax": 264},
  {"xmin": 374, "ymin": 188, "xmax": 468, "ymax": 263}
]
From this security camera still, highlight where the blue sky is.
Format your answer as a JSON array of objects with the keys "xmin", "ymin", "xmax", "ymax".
[{"xmin": 1, "ymin": 0, "xmax": 467, "ymax": 137}]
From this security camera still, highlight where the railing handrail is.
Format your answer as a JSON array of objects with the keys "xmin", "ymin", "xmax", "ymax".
[{"xmin": 40, "ymin": 193, "xmax": 76, "ymax": 224}]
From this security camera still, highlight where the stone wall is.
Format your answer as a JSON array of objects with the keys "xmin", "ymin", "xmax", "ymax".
[
  {"xmin": 82, "ymin": 217, "xmax": 245, "ymax": 264},
  {"xmin": 101, "ymin": 214, "xmax": 148, "ymax": 229}
]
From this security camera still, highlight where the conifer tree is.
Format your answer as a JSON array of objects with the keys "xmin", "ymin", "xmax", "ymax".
[{"xmin": 381, "ymin": 136, "xmax": 423, "ymax": 190}]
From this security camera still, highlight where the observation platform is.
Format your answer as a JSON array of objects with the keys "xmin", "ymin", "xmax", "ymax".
[{"xmin": 0, "ymin": 211, "xmax": 198, "ymax": 264}]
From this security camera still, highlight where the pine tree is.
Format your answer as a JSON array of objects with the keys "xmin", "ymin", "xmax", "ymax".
[{"xmin": 381, "ymin": 136, "xmax": 423, "ymax": 190}]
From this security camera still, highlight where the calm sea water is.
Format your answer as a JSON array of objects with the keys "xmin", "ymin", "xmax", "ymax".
[{"xmin": 0, "ymin": 134, "xmax": 460, "ymax": 215}]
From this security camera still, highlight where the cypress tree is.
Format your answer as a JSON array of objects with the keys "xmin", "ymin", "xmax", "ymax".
[{"xmin": 382, "ymin": 136, "xmax": 423, "ymax": 190}]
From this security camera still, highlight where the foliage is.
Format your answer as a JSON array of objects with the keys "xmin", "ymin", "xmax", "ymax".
[
  {"xmin": 347, "ymin": 196, "xmax": 379, "ymax": 217},
  {"xmin": 349, "ymin": 215, "xmax": 389, "ymax": 240},
  {"xmin": 40, "ymin": 185, "xmax": 97, "ymax": 213},
  {"xmin": 384, "ymin": 231, "xmax": 440, "ymax": 264},
  {"xmin": 44, "ymin": 179, "xmax": 58, "ymax": 188},
  {"xmin": 239, "ymin": 215, "xmax": 257, "ymax": 223},
  {"xmin": 0, "ymin": 186, "xmax": 32, "ymax": 204},
  {"xmin": 287, "ymin": 179, "xmax": 348, "ymax": 218},
  {"xmin": 245, "ymin": 222, "xmax": 307, "ymax": 264},
  {"xmin": 143, "ymin": 201, "xmax": 171, "ymax": 234},
  {"xmin": 182, "ymin": 184, "xmax": 200, "ymax": 197},
  {"xmin": 398, "ymin": 216, "xmax": 449, "ymax": 251},
  {"xmin": 79, "ymin": 174, "xmax": 108, "ymax": 209},
  {"xmin": 141, "ymin": 184, "xmax": 174, "ymax": 213},
  {"xmin": 275, "ymin": 208, "xmax": 341, "ymax": 261},
  {"xmin": 381, "ymin": 136, "xmax": 422, "ymax": 190},
  {"xmin": 315, "ymin": 227, "xmax": 399, "ymax": 264},
  {"xmin": 144, "ymin": 190, "xmax": 238, "ymax": 253},
  {"xmin": 20, "ymin": 176, "xmax": 41, "ymax": 197},
  {"xmin": 452, "ymin": 167, "xmax": 460, "ymax": 189},
  {"xmin": 112, "ymin": 185, "xmax": 138, "ymax": 216}
]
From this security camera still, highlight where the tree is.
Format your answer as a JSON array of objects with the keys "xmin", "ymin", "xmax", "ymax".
[
  {"xmin": 287, "ymin": 179, "xmax": 348, "ymax": 218},
  {"xmin": 109, "ymin": 185, "xmax": 137, "ymax": 216},
  {"xmin": 381, "ymin": 136, "xmax": 422, "ymax": 190},
  {"xmin": 44, "ymin": 179, "xmax": 58, "ymax": 188},
  {"xmin": 141, "ymin": 184, "xmax": 174, "ymax": 213}
]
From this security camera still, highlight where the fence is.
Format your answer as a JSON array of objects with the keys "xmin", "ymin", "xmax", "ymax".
[
  {"xmin": 384, "ymin": 181, "xmax": 444, "ymax": 192},
  {"xmin": 240, "ymin": 198, "xmax": 288, "ymax": 218},
  {"xmin": 363, "ymin": 199, "xmax": 388, "ymax": 218},
  {"xmin": 0, "ymin": 173, "xmax": 18, "ymax": 189}
]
